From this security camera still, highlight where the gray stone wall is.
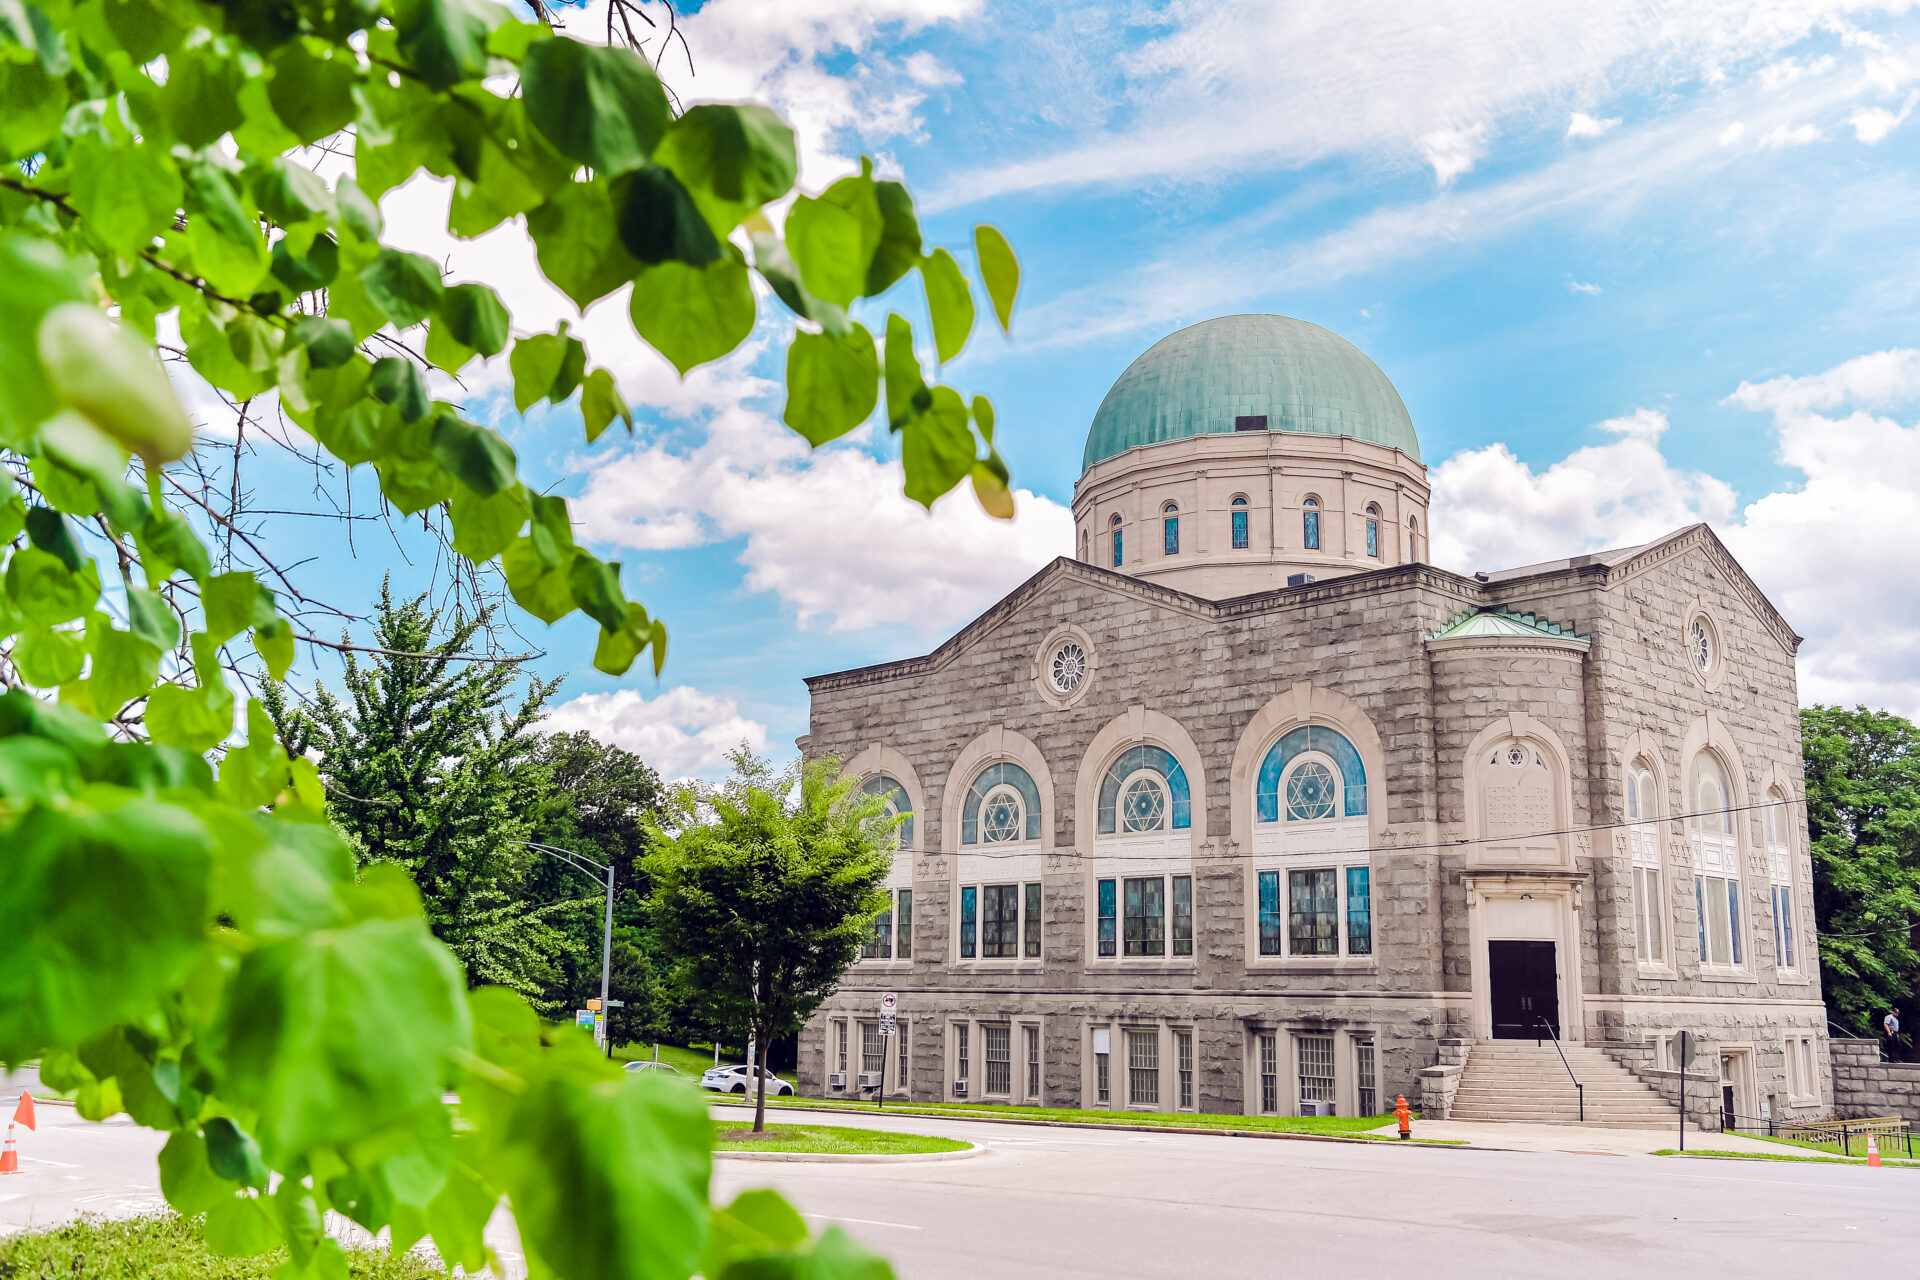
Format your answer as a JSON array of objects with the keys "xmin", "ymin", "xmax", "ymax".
[{"xmin": 1831, "ymin": 1039, "xmax": 1920, "ymax": 1120}]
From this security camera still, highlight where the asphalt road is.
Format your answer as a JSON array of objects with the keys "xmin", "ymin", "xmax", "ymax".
[{"xmin": 3, "ymin": 1097, "xmax": 1910, "ymax": 1278}]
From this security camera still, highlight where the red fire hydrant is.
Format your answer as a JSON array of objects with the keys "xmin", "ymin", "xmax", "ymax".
[{"xmin": 1395, "ymin": 1094, "xmax": 1411, "ymax": 1140}]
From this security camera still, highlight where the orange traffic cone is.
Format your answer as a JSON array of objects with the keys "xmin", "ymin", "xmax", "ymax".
[
  {"xmin": 12, "ymin": 1091, "xmax": 34, "ymax": 1131},
  {"xmin": 0, "ymin": 1124, "xmax": 17, "ymax": 1174},
  {"xmin": 1867, "ymin": 1134, "xmax": 1881, "ymax": 1167}
]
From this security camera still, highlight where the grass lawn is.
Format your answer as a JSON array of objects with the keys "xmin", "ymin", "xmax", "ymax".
[
  {"xmin": 613, "ymin": 1041, "xmax": 722, "ymax": 1076},
  {"xmin": 731, "ymin": 1093, "xmax": 1427, "ymax": 1140},
  {"xmin": 712, "ymin": 1120, "xmax": 969, "ymax": 1156},
  {"xmin": 1655, "ymin": 1147, "xmax": 1920, "ymax": 1167},
  {"xmin": 0, "ymin": 1212, "xmax": 441, "ymax": 1279}
]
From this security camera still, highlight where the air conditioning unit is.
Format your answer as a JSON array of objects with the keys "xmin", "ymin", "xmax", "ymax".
[
  {"xmin": 1287, "ymin": 572, "xmax": 1316, "ymax": 587},
  {"xmin": 857, "ymin": 1072, "xmax": 883, "ymax": 1089},
  {"xmin": 1299, "ymin": 1100, "xmax": 1335, "ymax": 1117},
  {"xmin": 827, "ymin": 1072, "xmax": 846, "ymax": 1089},
  {"xmin": 952, "ymin": 1080, "xmax": 968, "ymax": 1097}
]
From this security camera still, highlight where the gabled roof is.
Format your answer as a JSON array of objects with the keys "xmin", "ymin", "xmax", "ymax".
[{"xmin": 1425, "ymin": 606, "xmax": 1590, "ymax": 647}]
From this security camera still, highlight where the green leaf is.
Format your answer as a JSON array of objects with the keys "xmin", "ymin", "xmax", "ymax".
[
  {"xmin": 581, "ymin": 368, "xmax": 632, "ymax": 443},
  {"xmin": 974, "ymin": 224, "xmax": 1020, "ymax": 332},
  {"xmin": 7, "ymin": 547, "xmax": 99, "ymax": 625},
  {"xmin": 87, "ymin": 614, "xmax": 163, "ymax": 712},
  {"xmin": 204, "ymin": 1195, "xmax": 280, "ymax": 1257},
  {"xmin": 146, "ymin": 681, "xmax": 236, "ymax": 753},
  {"xmin": 449, "ymin": 482, "xmax": 527, "ymax": 562},
  {"xmin": 526, "ymin": 180, "xmax": 641, "ymax": 312},
  {"xmin": 654, "ymin": 104, "xmax": 797, "ymax": 238},
  {"xmin": 748, "ymin": 227, "xmax": 849, "ymax": 336},
  {"xmin": 295, "ymin": 316, "xmax": 355, "ymax": 369},
  {"xmin": 335, "ymin": 179, "xmax": 383, "ymax": 241},
  {"xmin": 312, "ymin": 397, "xmax": 393, "ymax": 468},
  {"xmin": 439, "ymin": 283, "xmax": 509, "ymax": 357},
  {"xmin": 526, "ymin": 491, "xmax": 574, "ymax": 566},
  {"xmin": 267, "ymin": 37, "xmax": 359, "ymax": 144},
  {"xmin": 272, "ymin": 231, "xmax": 341, "ymax": 294},
  {"xmin": 502, "ymin": 535, "xmax": 575, "ymax": 623},
  {"xmin": 203, "ymin": 570, "xmax": 262, "ymax": 643},
  {"xmin": 424, "ymin": 320, "xmax": 475, "ymax": 375},
  {"xmin": 0, "ymin": 59, "xmax": 64, "ymax": 160},
  {"xmin": 786, "ymin": 167, "xmax": 883, "ymax": 308},
  {"xmin": 901, "ymin": 384, "xmax": 976, "ymax": 508},
  {"xmin": 203, "ymin": 1116, "xmax": 269, "ymax": 1190},
  {"xmin": 971, "ymin": 454, "xmax": 1015, "ymax": 520},
  {"xmin": 249, "ymin": 157, "xmax": 335, "ymax": 227},
  {"xmin": 431, "ymin": 417, "xmax": 518, "ymax": 496},
  {"xmin": 254, "ymin": 616, "xmax": 294, "ymax": 681},
  {"xmin": 882, "ymin": 312, "xmax": 930, "ymax": 430},
  {"xmin": 157, "ymin": 41, "xmax": 245, "ymax": 149},
  {"xmin": 159, "ymin": 1130, "xmax": 239, "ymax": 1216},
  {"xmin": 971, "ymin": 393, "xmax": 995, "ymax": 444},
  {"xmin": 867, "ymin": 180, "xmax": 923, "ymax": 297},
  {"xmin": 509, "ymin": 330, "xmax": 586, "ymax": 411},
  {"xmin": 125, "ymin": 587, "xmax": 179, "ymax": 650},
  {"xmin": 397, "ymin": 0, "xmax": 507, "ymax": 89},
  {"xmin": 14, "ymin": 625, "xmax": 84, "ymax": 687},
  {"xmin": 616, "ymin": 165, "xmax": 724, "ymax": 267},
  {"xmin": 139, "ymin": 509, "xmax": 212, "ymax": 585},
  {"xmin": 39, "ymin": 302, "xmax": 197, "ymax": 463},
  {"xmin": 25, "ymin": 505, "xmax": 83, "ymax": 571},
  {"xmin": 0, "ymin": 236, "xmax": 87, "ymax": 446},
  {"xmin": 375, "ymin": 455, "xmax": 455, "ymax": 515},
  {"xmin": 630, "ymin": 255, "xmax": 755, "ymax": 376},
  {"xmin": 521, "ymin": 36, "xmax": 669, "ymax": 176},
  {"xmin": 359, "ymin": 250, "xmax": 445, "ymax": 329},
  {"xmin": 592, "ymin": 604, "xmax": 664, "ymax": 678},
  {"xmin": 99, "ymin": 0, "xmax": 188, "ymax": 60},
  {"xmin": 368, "ymin": 357, "xmax": 430, "ymax": 423},
  {"xmin": 183, "ymin": 158, "xmax": 269, "ymax": 296},
  {"xmin": 0, "ymin": 798, "xmax": 212, "ymax": 1060},
  {"xmin": 566, "ymin": 550, "xmax": 627, "ymax": 630},
  {"xmin": 783, "ymin": 324, "xmax": 879, "ymax": 446},
  {"xmin": 68, "ymin": 135, "xmax": 182, "ymax": 258},
  {"xmin": 919, "ymin": 248, "xmax": 975, "ymax": 364}
]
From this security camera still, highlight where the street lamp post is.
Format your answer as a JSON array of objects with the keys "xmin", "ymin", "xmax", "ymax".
[{"xmin": 524, "ymin": 841, "xmax": 615, "ymax": 1057}]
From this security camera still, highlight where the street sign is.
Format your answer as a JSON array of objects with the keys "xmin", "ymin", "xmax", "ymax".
[
  {"xmin": 878, "ymin": 992, "xmax": 897, "ymax": 1037},
  {"xmin": 575, "ymin": 1009, "xmax": 595, "ymax": 1028},
  {"xmin": 880, "ymin": 992, "xmax": 897, "ymax": 1012},
  {"xmin": 879, "ymin": 1013, "xmax": 896, "ymax": 1036},
  {"xmin": 586, "ymin": 998, "xmax": 602, "ymax": 1012}
]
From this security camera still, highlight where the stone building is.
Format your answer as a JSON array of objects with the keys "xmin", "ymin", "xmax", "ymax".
[{"xmin": 797, "ymin": 315, "xmax": 1829, "ymax": 1126}]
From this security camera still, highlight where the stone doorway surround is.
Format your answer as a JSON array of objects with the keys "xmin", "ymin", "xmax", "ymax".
[{"xmin": 1465, "ymin": 871, "xmax": 1588, "ymax": 1043}]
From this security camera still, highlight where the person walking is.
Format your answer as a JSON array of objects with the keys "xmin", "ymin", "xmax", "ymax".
[{"xmin": 1884, "ymin": 1010, "xmax": 1902, "ymax": 1060}]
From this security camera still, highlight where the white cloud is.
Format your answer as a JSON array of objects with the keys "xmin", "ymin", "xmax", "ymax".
[
  {"xmin": 1566, "ymin": 111, "xmax": 1622, "ymax": 139},
  {"xmin": 1568, "ymin": 280, "xmax": 1604, "ymax": 295},
  {"xmin": 544, "ymin": 686, "xmax": 768, "ymax": 780},
  {"xmin": 1758, "ymin": 122, "xmax": 1824, "ymax": 146},
  {"xmin": 1848, "ymin": 90, "xmax": 1917, "ymax": 141},
  {"xmin": 1758, "ymin": 53, "xmax": 1836, "ymax": 90},
  {"xmin": 903, "ymin": 49, "xmax": 963, "ymax": 87},
  {"xmin": 1718, "ymin": 121, "xmax": 1747, "ymax": 144},
  {"xmin": 1420, "ymin": 124, "xmax": 1492, "ymax": 185}
]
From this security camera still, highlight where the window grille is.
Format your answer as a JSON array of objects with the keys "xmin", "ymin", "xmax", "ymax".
[
  {"xmin": 1024, "ymin": 882, "xmax": 1042, "ymax": 958},
  {"xmin": 1345, "ymin": 867, "xmax": 1371, "ymax": 955},
  {"xmin": 1232, "ymin": 508, "xmax": 1249, "ymax": 549},
  {"xmin": 835, "ymin": 1021, "xmax": 848, "ymax": 1074},
  {"xmin": 897, "ymin": 1016, "xmax": 909, "ymax": 1092},
  {"xmin": 1127, "ymin": 1030, "xmax": 1160, "ymax": 1107},
  {"xmin": 1303, "ymin": 501, "xmax": 1320, "ymax": 550},
  {"xmin": 1026, "ymin": 1025, "xmax": 1041, "ymax": 1100},
  {"xmin": 1096, "ymin": 1042, "xmax": 1110, "ymax": 1103},
  {"xmin": 982, "ymin": 884, "xmax": 1019, "ymax": 958},
  {"xmin": 1112, "ymin": 527, "xmax": 1123, "ymax": 567},
  {"xmin": 1289, "ymin": 868, "xmax": 1338, "ymax": 956},
  {"xmin": 1163, "ymin": 513, "xmax": 1179, "ymax": 556},
  {"xmin": 1356, "ymin": 1037, "xmax": 1377, "ymax": 1115},
  {"xmin": 896, "ymin": 889, "xmax": 913, "ymax": 961},
  {"xmin": 1297, "ymin": 1034, "xmax": 1335, "ymax": 1110},
  {"xmin": 1171, "ymin": 875, "xmax": 1193, "ymax": 957},
  {"xmin": 1259, "ymin": 1033, "xmax": 1278, "ymax": 1113},
  {"xmin": 861, "ymin": 1022, "xmax": 884, "ymax": 1075},
  {"xmin": 1124, "ymin": 876, "xmax": 1166, "ymax": 956},
  {"xmin": 1257, "ymin": 871, "xmax": 1283, "ymax": 955},
  {"xmin": 1097, "ymin": 878, "xmax": 1117, "ymax": 957},
  {"xmin": 954, "ymin": 1024, "xmax": 968, "ymax": 1087},
  {"xmin": 959, "ymin": 886, "xmax": 977, "ymax": 958},
  {"xmin": 984, "ymin": 1025, "xmax": 1012, "ymax": 1096},
  {"xmin": 1176, "ymin": 1030, "xmax": 1194, "ymax": 1110}
]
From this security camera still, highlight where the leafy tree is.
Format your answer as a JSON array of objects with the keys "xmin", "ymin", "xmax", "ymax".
[
  {"xmin": 1803, "ymin": 706, "xmax": 1920, "ymax": 1056},
  {"xmin": 265, "ymin": 582, "xmax": 579, "ymax": 1003},
  {"xmin": 0, "ymin": 0, "xmax": 1020, "ymax": 1275},
  {"xmin": 646, "ymin": 748, "xmax": 895, "ymax": 1131}
]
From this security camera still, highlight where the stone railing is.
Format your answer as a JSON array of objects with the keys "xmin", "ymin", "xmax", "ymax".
[
  {"xmin": 1596, "ymin": 1040, "xmax": 1717, "ymax": 1130},
  {"xmin": 1830, "ymin": 1037, "xmax": 1920, "ymax": 1121},
  {"xmin": 1418, "ymin": 1038, "xmax": 1471, "ymax": 1119}
]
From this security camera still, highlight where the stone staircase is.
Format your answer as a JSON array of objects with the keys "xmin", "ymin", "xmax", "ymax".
[{"xmin": 1449, "ymin": 1039, "xmax": 1687, "ymax": 1129}]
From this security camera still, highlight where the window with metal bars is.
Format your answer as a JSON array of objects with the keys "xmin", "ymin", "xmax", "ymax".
[
  {"xmin": 1163, "ymin": 506, "xmax": 1180, "ymax": 555},
  {"xmin": 981, "ymin": 884, "xmax": 1019, "ymax": 958},
  {"xmin": 835, "ymin": 1021, "xmax": 848, "ymax": 1074},
  {"xmin": 1259, "ymin": 1033, "xmax": 1278, "ymax": 1113},
  {"xmin": 1025, "ymin": 1025, "xmax": 1040, "ymax": 1100},
  {"xmin": 984, "ymin": 1025, "xmax": 1012, "ymax": 1096},
  {"xmin": 1024, "ymin": 882, "xmax": 1042, "ymax": 957},
  {"xmin": 1127, "ymin": 1030, "xmax": 1159, "ymax": 1107},
  {"xmin": 1355, "ymin": 1037, "xmax": 1376, "ymax": 1115},
  {"xmin": 1096, "ymin": 1048, "xmax": 1110, "ymax": 1103},
  {"xmin": 1124, "ymin": 876, "xmax": 1165, "ymax": 956},
  {"xmin": 1297, "ymin": 1034, "xmax": 1335, "ymax": 1110},
  {"xmin": 861, "ymin": 1022, "xmax": 884, "ymax": 1076},
  {"xmin": 1097, "ymin": 878, "xmax": 1117, "ymax": 956},
  {"xmin": 896, "ymin": 1015, "xmax": 908, "ymax": 1092},
  {"xmin": 1231, "ymin": 496, "xmax": 1249, "ymax": 549},
  {"xmin": 1176, "ymin": 1030, "xmax": 1194, "ymax": 1110},
  {"xmin": 954, "ymin": 1024, "xmax": 968, "ymax": 1088}
]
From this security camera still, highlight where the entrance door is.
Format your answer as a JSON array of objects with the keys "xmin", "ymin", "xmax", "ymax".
[{"xmin": 1487, "ymin": 940, "xmax": 1560, "ymax": 1040}]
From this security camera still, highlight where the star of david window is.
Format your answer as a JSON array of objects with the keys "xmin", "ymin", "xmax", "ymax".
[
  {"xmin": 980, "ymin": 787, "xmax": 1024, "ymax": 843},
  {"xmin": 1285, "ymin": 760, "xmax": 1337, "ymax": 822},
  {"xmin": 1121, "ymin": 776, "xmax": 1167, "ymax": 833},
  {"xmin": 1050, "ymin": 642, "xmax": 1087, "ymax": 695}
]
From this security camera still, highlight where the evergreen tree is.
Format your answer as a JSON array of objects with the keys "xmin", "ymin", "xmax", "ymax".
[{"xmin": 267, "ymin": 581, "xmax": 576, "ymax": 1003}]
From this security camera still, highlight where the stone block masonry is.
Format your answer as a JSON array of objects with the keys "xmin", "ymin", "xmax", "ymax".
[{"xmin": 1831, "ymin": 1039, "xmax": 1920, "ymax": 1121}]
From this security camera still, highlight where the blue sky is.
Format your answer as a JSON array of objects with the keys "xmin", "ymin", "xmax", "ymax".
[{"xmin": 218, "ymin": 1, "xmax": 1920, "ymax": 778}]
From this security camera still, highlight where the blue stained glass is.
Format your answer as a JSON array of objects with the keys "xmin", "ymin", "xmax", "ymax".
[
  {"xmin": 1727, "ymin": 880, "xmax": 1742, "ymax": 965},
  {"xmin": 1346, "ymin": 866, "xmax": 1372, "ymax": 955},
  {"xmin": 960, "ymin": 885, "xmax": 977, "ymax": 958},
  {"xmin": 1112, "ymin": 528, "xmax": 1123, "ymax": 567},
  {"xmin": 1696, "ymin": 877, "xmax": 1707, "ymax": 962},
  {"xmin": 1097, "ymin": 878, "xmax": 1117, "ymax": 957},
  {"xmin": 1366, "ymin": 518, "xmax": 1378, "ymax": 558},
  {"xmin": 1258, "ymin": 870, "xmax": 1282, "ymax": 955},
  {"xmin": 1232, "ymin": 509, "xmax": 1248, "ymax": 549},
  {"xmin": 1164, "ymin": 515, "xmax": 1180, "ymax": 555},
  {"xmin": 1255, "ymin": 726, "xmax": 1368, "ymax": 822},
  {"xmin": 1096, "ymin": 744, "xmax": 1191, "ymax": 834},
  {"xmin": 1303, "ymin": 509, "xmax": 1320, "ymax": 550},
  {"xmin": 961, "ymin": 762, "xmax": 1043, "ymax": 844},
  {"xmin": 860, "ymin": 775, "xmax": 913, "ymax": 849}
]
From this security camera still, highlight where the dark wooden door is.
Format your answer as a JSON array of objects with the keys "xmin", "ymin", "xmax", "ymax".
[{"xmin": 1488, "ymin": 940, "xmax": 1560, "ymax": 1039}]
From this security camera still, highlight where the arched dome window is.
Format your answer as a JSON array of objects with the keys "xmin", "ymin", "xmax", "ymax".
[
  {"xmin": 1109, "ymin": 513, "xmax": 1123, "ymax": 567},
  {"xmin": 1688, "ymin": 750, "xmax": 1744, "ymax": 968},
  {"xmin": 1302, "ymin": 496, "xmax": 1321, "ymax": 551},
  {"xmin": 1231, "ymin": 495, "xmax": 1249, "ymax": 549},
  {"xmin": 961, "ymin": 762, "xmax": 1042, "ymax": 845},
  {"xmin": 1365, "ymin": 504, "xmax": 1381, "ymax": 559},
  {"xmin": 1096, "ymin": 745, "xmax": 1192, "ymax": 835},
  {"xmin": 1252, "ymin": 725, "xmax": 1370, "ymax": 960},
  {"xmin": 1162, "ymin": 502, "xmax": 1180, "ymax": 556}
]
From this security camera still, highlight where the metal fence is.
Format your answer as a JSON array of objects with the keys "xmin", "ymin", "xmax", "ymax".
[{"xmin": 1719, "ymin": 1111, "xmax": 1916, "ymax": 1159}]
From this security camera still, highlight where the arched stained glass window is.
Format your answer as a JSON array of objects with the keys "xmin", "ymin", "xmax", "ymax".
[
  {"xmin": 1256, "ymin": 726, "xmax": 1367, "ymax": 822},
  {"xmin": 961, "ymin": 762, "xmax": 1043, "ymax": 844},
  {"xmin": 1302, "ymin": 497, "xmax": 1321, "ymax": 551},
  {"xmin": 1110, "ymin": 514, "xmax": 1123, "ymax": 568},
  {"xmin": 1408, "ymin": 515, "xmax": 1421, "ymax": 562},
  {"xmin": 1365, "ymin": 504, "xmax": 1381, "ymax": 558},
  {"xmin": 1231, "ymin": 495, "xmax": 1249, "ymax": 549},
  {"xmin": 860, "ymin": 775, "xmax": 914, "ymax": 849},
  {"xmin": 1096, "ymin": 744, "xmax": 1192, "ymax": 835},
  {"xmin": 1689, "ymin": 751, "xmax": 1733, "ymax": 835},
  {"xmin": 1163, "ymin": 502, "xmax": 1180, "ymax": 555}
]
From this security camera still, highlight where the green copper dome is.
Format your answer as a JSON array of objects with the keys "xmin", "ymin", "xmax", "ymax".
[{"xmin": 1083, "ymin": 315, "xmax": 1420, "ymax": 470}]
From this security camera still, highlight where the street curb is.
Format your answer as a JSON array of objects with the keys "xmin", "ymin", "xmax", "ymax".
[{"xmin": 715, "ymin": 1145, "xmax": 984, "ymax": 1163}]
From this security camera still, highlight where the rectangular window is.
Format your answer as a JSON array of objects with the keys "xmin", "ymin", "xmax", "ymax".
[
  {"xmin": 1298, "ymin": 1034, "xmax": 1335, "ymax": 1112},
  {"xmin": 1025, "ymin": 1025, "xmax": 1040, "ymax": 1101},
  {"xmin": 1097, "ymin": 878, "xmax": 1117, "ymax": 957},
  {"xmin": 1635, "ymin": 866, "xmax": 1664, "ymax": 964},
  {"xmin": 1303, "ymin": 510, "xmax": 1320, "ymax": 550},
  {"xmin": 1232, "ymin": 509, "xmax": 1249, "ymax": 549},
  {"xmin": 836, "ymin": 1021, "xmax": 848, "ymax": 1074},
  {"xmin": 984, "ymin": 1025, "xmax": 1011, "ymax": 1096},
  {"xmin": 1123, "ymin": 877, "xmax": 1166, "ymax": 957},
  {"xmin": 1365, "ymin": 517, "xmax": 1379, "ymax": 558},
  {"xmin": 1112, "ymin": 528, "xmax": 1123, "ymax": 567},
  {"xmin": 1698, "ymin": 875, "xmax": 1740, "ymax": 966},
  {"xmin": 1171, "ymin": 875, "xmax": 1193, "ymax": 957},
  {"xmin": 1345, "ymin": 866, "xmax": 1371, "ymax": 956},
  {"xmin": 982, "ymin": 884, "xmax": 1019, "ymax": 958},
  {"xmin": 1163, "ymin": 515, "xmax": 1179, "ymax": 555},
  {"xmin": 1356, "ymin": 1037, "xmax": 1377, "ymax": 1116},
  {"xmin": 1774, "ymin": 884, "xmax": 1796, "ymax": 969},
  {"xmin": 1289, "ymin": 868, "xmax": 1338, "ymax": 956},
  {"xmin": 897, "ymin": 1016, "xmax": 909, "ymax": 1092},
  {"xmin": 1258, "ymin": 870, "xmax": 1283, "ymax": 955},
  {"xmin": 1259, "ymin": 1033, "xmax": 1278, "ymax": 1113},
  {"xmin": 861, "ymin": 1021, "xmax": 884, "ymax": 1076},
  {"xmin": 959, "ymin": 885, "xmax": 977, "ymax": 959},
  {"xmin": 1176, "ymin": 1030, "xmax": 1194, "ymax": 1110},
  {"xmin": 897, "ymin": 888, "xmax": 913, "ymax": 961},
  {"xmin": 1127, "ymin": 1029, "xmax": 1159, "ymax": 1107},
  {"xmin": 869, "ymin": 894, "xmax": 894, "ymax": 959},
  {"xmin": 1024, "ymin": 882, "xmax": 1042, "ymax": 958},
  {"xmin": 955, "ymin": 1024, "xmax": 969, "ymax": 1089},
  {"xmin": 1096, "ymin": 1049, "xmax": 1110, "ymax": 1104},
  {"xmin": 1727, "ymin": 878, "xmax": 1743, "ymax": 965}
]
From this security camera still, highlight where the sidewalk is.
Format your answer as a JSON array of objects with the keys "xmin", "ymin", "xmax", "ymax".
[{"xmin": 1365, "ymin": 1118, "xmax": 1833, "ymax": 1157}]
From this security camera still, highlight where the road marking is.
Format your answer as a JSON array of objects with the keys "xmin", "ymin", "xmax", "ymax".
[{"xmin": 806, "ymin": 1213, "xmax": 923, "ymax": 1232}]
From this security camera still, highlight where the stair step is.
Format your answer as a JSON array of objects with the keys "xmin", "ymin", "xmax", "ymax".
[{"xmin": 1444, "ymin": 1042, "xmax": 1682, "ymax": 1125}]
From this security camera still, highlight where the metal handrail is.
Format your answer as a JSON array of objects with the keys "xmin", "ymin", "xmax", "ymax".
[{"xmin": 1535, "ymin": 1016, "xmax": 1585, "ymax": 1122}]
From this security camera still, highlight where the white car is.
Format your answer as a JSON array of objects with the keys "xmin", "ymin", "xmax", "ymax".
[
  {"xmin": 622, "ymin": 1060, "xmax": 681, "ymax": 1076},
  {"xmin": 700, "ymin": 1064, "xmax": 795, "ymax": 1096}
]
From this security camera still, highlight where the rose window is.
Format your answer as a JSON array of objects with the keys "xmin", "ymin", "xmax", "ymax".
[
  {"xmin": 1050, "ymin": 642, "xmax": 1087, "ymax": 694},
  {"xmin": 1285, "ymin": 761, "xmax": 1337, "ymax": 821}
]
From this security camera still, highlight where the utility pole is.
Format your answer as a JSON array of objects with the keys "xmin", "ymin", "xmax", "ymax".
[{"xmin": 525, "ymin": 841, "xmax": 616, "ymax": 1057}]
